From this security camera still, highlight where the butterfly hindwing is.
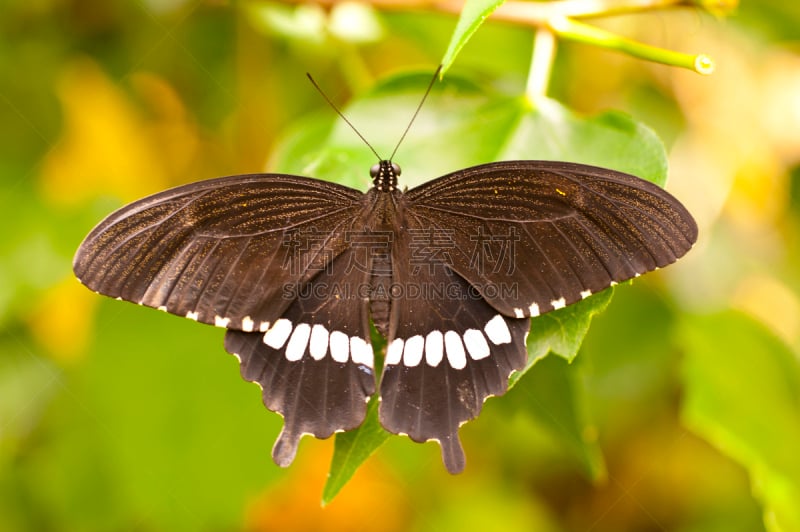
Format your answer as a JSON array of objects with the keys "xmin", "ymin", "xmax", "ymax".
[
  {"xmin": 73, "ymin": 174, "xmax": 366, "ymax": 331},
  {"xmin": 405, "ymin": 161, "xmax": 698, "ymax": 319},
  {"xmin": 378, "ymin": 217, "xmax": 530, "ymax": 473},
  {"xmin": 224, "ymin": 246, "xmax": 376, "ymax": 466}
]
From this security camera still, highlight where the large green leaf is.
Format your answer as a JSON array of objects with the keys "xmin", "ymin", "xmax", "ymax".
[
  {"xmin": 499, "ymin": 98, "xmax": 669, "ymax": 186},
  {"xmin": 270, "ymin": 70, "xmax": 669, "ymax": 500},
  {"xmin": 680, "ymin": 311, "xmax": 800, "ymax": 532}
]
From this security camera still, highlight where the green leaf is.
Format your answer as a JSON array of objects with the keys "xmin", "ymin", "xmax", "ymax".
[
  {"xmin": 500, "ymin": 290, "xmax": 613, "ymax": 481},
  {"xmin": 500, "ymin": 98, "xmax": 668, "ymax": 185},
  {"xmin": 513, "ymin": 354, "xmax": 607, "ymax": 481},
  {"xmin": 271, "ymin": 71, "xmax": 668, "ymax": 501},
  {"xmin": 510, "ymin": 288, "xmax": 613, "ymax": 389},
  {"xmin": 272, "ymin": 73, "xmax": 519, "ymax": 188},
  {"xmin": 680, "ymin": 311, "xmax": 800, "ymax": 532},
  {"xmin": 441, "ymin": 0, "xmax": 506, "ymax": 74},
  {"xmin": 321, "ymin": 397, "xmax": 389, "ymax": 505}
]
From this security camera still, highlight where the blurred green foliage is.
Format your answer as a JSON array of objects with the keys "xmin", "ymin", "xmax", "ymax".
[{"xmin": 1, "ymin": 0, "xmax": 799, "ymax": 531}]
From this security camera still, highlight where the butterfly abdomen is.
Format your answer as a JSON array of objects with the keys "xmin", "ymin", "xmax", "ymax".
[
  {"xmin": 368, "ymin": 251, "xmax": 392, "ymax": 337},
  {"xmin": 363, "ymin": 187, "xmax": 402, "ymax": 338}
]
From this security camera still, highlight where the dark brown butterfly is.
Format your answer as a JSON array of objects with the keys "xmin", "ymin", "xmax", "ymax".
[{"xmin": 74, "ymin": 155, "xmax": 696, "ymax": 473}]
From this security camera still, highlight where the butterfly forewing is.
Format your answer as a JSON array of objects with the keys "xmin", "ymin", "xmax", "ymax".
[
  {"xmin": 74, "ymin": 174, "xmax": 366, "ymax": 332},
  {"xmin": 404, "ymin": 161, "xmax": 698, "ymax": 319}
]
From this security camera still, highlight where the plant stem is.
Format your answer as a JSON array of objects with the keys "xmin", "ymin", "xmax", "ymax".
[
  {"xmin": 527, "ymin": 28, "xmax": 558, "ymax": 101},
  {"xmin": 548, "ymin": 15, "xmax": 714, "ymax": 74}
]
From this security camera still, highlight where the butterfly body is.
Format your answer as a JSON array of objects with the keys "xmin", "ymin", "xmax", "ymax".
[{"xmin": 75, "ymin": 159, "xmax": 697, "ymax": 473}]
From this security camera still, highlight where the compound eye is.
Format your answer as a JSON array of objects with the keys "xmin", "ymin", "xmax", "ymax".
[
  {"xmin": 370, "ymin": 163, "xmax": 380, "ymax": 178},
  {"xmin": 391, "ymin": 162, "xmax": 401, "ymax": 176}
]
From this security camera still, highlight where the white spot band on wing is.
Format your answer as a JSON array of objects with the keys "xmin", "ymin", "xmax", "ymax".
[
  {"xmin": 309, "ymin": 324, "xmax": 329, "ymax": 360},
  {"xmin": 385, "ymin": 338, "xmax": 404, "ymax": 365},
  {"xmin": 263, "ymin": 319, "xmax": 292, "ymax": 349},
  {"xmin": 425, "ymin": 330, "xmax": 444, "ymax": 367},
  {"xmin": 463, "ymin": 329, "xmax": 490, "ymax": 360},
  {"xmin": 484, "ymin": 315, "xmax": 511, "ymax": 345},
  {"xmin": 285, "ymin": 323, "xmax": 311, "ymax": 361},
  {"xmin": 403, "ymin": 335, "xmax": 424, "ymax": 367},
  {"xmin": 329, "ymin": 330, "xmax": 350, "ymax": 363},
  {"xmin": 444, "ymin": 331, "xmax": 466, "ymax": 370}
]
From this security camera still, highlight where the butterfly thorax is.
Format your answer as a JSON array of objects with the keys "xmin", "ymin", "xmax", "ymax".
[{"xmin": 370, "ymin": 160, "xmax": 400, "ymax": 192}]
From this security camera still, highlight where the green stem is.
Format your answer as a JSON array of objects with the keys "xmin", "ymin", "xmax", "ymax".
[
  {"xmin": 527, "ymin": 28, "xmax": 558, "ymax": 101},
  {"xmin": 548, "ymin": 16, "xmax": 714, "ymax": 74}
]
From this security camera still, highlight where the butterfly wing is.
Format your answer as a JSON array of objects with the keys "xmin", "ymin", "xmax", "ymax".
[
  {"xmin": 379, "ymin": 160, "xmax": 697, "ymax": 472},
  {"xmin": 378, "ymin": 208, "xmax": 530, "ymax": 474},
  {"xmin": 224, "ymin": 246, "xmax": 376, "ymax": 467},
  {"xmin": 74, "ymin": 173, "xmax": 367, "ymax": 331},
  {"xmin": 378, "ymin": 286, "xmax": 529, "ymax": 474},
  {"xmin": 76, "ymin": 173, "xmax": 379, "ymax": 468},
  {"xmin": 404, "ymin": 160, "xmax": 698, "ymax": 319}
]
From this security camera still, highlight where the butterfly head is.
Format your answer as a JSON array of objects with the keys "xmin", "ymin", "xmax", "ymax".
[{"xmin": 370, "ymin": 160, "xmax": 401, "ymax": 192}]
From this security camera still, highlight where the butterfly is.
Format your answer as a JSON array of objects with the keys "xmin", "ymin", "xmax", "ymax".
[
  {"xmin": 74, "ymin": 153, "xmax": 697, "ymax": 473},
  {"xmin": 74, "ymin": 67, "xmax": 697, "ymax": 473}
]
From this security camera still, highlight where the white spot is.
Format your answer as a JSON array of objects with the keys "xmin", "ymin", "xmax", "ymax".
[
  {"xmin": 463, "ymin": 329, "xmax": 490, "ymax": 360},
  {"xmin": 329, "ymin": 331, "xmax": 349, "ymax": 363},
  {"xmin": 285, "ymin": 323, "xmax": 311, "ymax": 361},
  {"xmin": 385, "ymin": 338, "xmax": 404, "ymax": 365},
  {"xmin": 214, "ymin": 315, "xmax": 230, "ymax": 328},
  {"xmin": 230, "ymin": 352, "xmax": 242, "ymax": 363},
  {"xmin": 263, "ymin": 319, "xmax": 292, "ymax": 349},
  {"xmin": 259, "ymin": 321, "xmax": 270, "ymax": 332},
  {"xmin": 580, "ymin": 290, "xmax": 592, "ymax": 299},
  {"xmin": 242, "ymin": 316, "xmax": 254, "ymax": 332},
  {"xmin": 551, "ymin": 297, "xmax": 566, "ymax": 310},
  {"xmin": 634, "ymin": 272, "xmax": 641, "ymax": 277},
  {"xmin": 425, "ymin": 330, "xmax": 444, "ymax": 367},
  {"xmin": 157, "ymin": 305, "xmax": 167, "ymax": 312},
  {"xmin": 444, "ymin": 331, "xmax": 467, "ymax": 370},
  {"xmin": 610, "ymin": 281, "xmax": 618, "ymax": 287},
  {"xmin": 350, "ymin": 337, "xmax": 374, "ymax": 368},
  {"xmin": 309, "ymin": 324, "xmax": 329, "ymax": 360},
  {"xmin": 528, "ymin": 302, "xmax": 540, "ymax": 317},
  {"xmin": 513, "ymin": 307, "xmax": 524, "ymax": 318},
  {"xmin": 484, "ymin": 315, "xmax": 511, "ymax": 345},
  {"xmin": 186, "ymin": 310, "xmax": 199, "ymax": 321},
  {"xmin": 403, "ymin": 335, "xmax": 424, "ymax": 367}
]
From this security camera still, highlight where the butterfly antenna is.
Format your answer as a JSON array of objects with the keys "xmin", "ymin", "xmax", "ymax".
[
  {"xmin": 306, "ymin": 73, "xmax": 382, "ymax": 161},
  {"xmin": 389, "ymin": 64, "xmax": 442, "ymax": 161}
]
